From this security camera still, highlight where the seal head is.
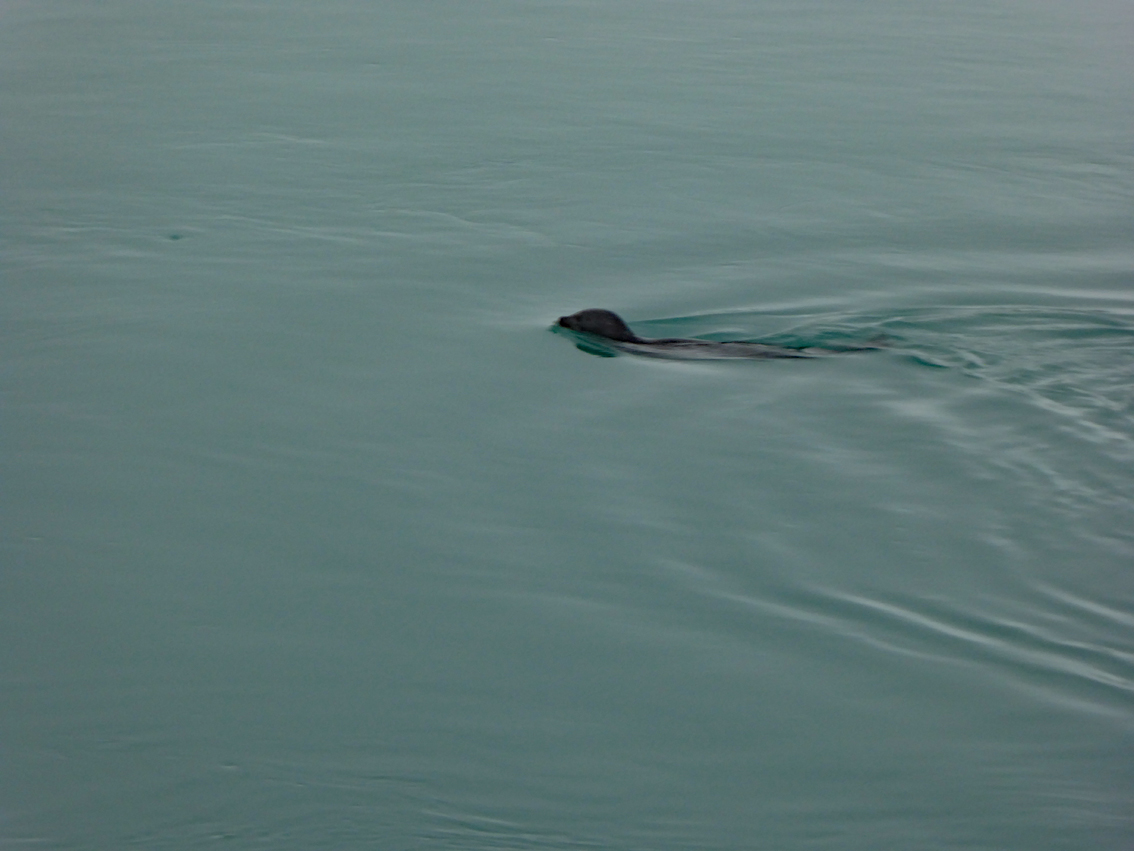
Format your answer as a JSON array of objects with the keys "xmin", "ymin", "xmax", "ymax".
[{"xmin": 557, "ymin": 309, "xmax": 642, "ymax": 343}]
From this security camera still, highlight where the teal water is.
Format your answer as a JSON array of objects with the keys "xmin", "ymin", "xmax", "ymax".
[{"xmin": 3, "ymin": 1, "xmax": 1133, "ymax": 848}]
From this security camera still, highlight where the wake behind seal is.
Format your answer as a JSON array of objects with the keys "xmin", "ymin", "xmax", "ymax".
[{"xmin": 555, "ymin": 308, "xmax": 881, "ymax": 360}]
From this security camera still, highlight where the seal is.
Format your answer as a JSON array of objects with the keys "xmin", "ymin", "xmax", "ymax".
[{"xmin": 556, "ymin": 308, "xmax": 878, "ymax": 360}]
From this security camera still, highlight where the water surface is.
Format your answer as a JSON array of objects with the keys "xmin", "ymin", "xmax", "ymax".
[{"xmin": 3, "ymin": 1, "xmax": 1133, "ymax": 848}]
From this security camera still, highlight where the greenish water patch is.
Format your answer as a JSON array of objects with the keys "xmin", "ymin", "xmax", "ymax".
[{"xmin": 3, "ymin": 1, "xmax": 1132, "ymax": 849}]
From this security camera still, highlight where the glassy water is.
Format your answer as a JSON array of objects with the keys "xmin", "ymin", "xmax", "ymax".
[{"xmin": 3, "ymin": 1, "xmax": 1132, "ymax": 848}]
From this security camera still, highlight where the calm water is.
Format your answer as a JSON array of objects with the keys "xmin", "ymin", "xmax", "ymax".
[{"xmin": 3, "ymin": 1, "xmax": 1133, "ymax": 848}]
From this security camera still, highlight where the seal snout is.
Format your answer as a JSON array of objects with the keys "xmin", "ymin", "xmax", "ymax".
[{"xmin": 556, "ymin": 313, "xmax": 592, "ymax": 334}]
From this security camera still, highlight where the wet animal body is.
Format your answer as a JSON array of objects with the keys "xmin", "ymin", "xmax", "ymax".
[{"xmin": 555, "ymin": 309, "xmax": 873, "ymax": 360}]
